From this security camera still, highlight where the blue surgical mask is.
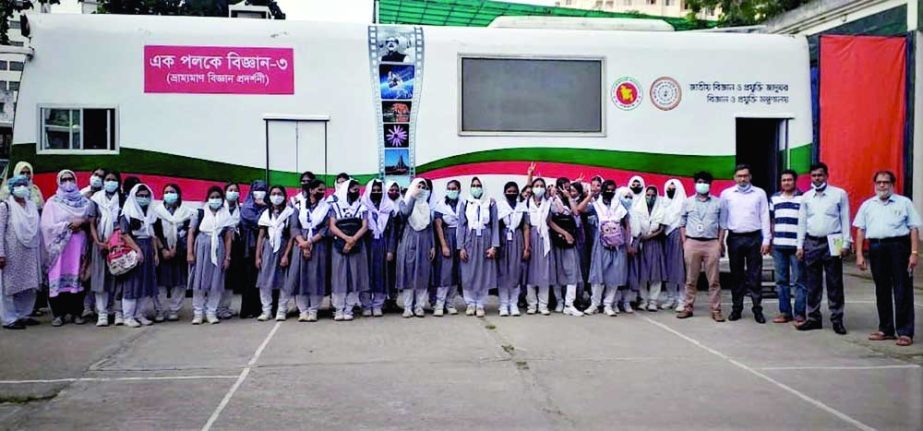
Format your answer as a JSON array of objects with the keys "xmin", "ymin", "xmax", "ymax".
[
  {"xmin": 532, "ymin": 187, "xmax": 545, "ymax": 198},
  {"xmin": 695, "ymin": 183, "xmax": 710, "ymax": 195},
  {"xmin": 136, "ymin": 196, "xmax": 151, "ymax": 207},
  {"xmin": 419, "ymin": 190, "xmax": 430, "ymax": 201},
  {"xmin": 470, "ymin": 187, "xmax": 483, "ymax": 199},
  {"xmin": 737, "ymin": 182, "xmax": 751, "ymax": 192},
  {"xmin": 208, "ymin": 198, "xmax": 223, "ymax": 209},
  {"xmin": 12, "ymin": 186, "xmax": 30, "ymax": 199},
  {"xmin": 446, "ymin": 190, "xmax": 459, "ymax": 200},
  {"xmin": 104, "ymin": 180, "xmax": 119, "ymax": 194},
  {"xmin": 163, "ymin": 192, "xmax": 178, "ymax": 205},
  {"xmin": 620, "ymin": 196, "xmax": 632, "ymax": 209},
  {"xmin": 89, "ymin": 175, "xmax": 103, "ymax": 189},
  {"xmin": 226, "ymin": 191, "xmax": 240, "ymax": 202}
]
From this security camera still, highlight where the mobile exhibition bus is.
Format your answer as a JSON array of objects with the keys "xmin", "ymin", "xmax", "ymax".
[{"xmin": 8, "ymin": 13, "xmax": 811, "ymax": 198}]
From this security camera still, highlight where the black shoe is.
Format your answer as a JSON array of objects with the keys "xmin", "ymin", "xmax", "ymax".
[
  {"xmin": 754, "ymin": 312, "xmax": 766, "ymax": 324},
  {"xmin": 728, "ymin": 311, "xmax": 742, "ymax": 321},
  {"xmin": 796, "ymin": 320, "xmax": 823, "ymax": 331},
  {"xmin": 18, "ymin": 318, "xmax": 40, "ymax": 326},
  {"xmin": 832, "ymin": 322, "xmax": 847, "ymax": 335},
  {"xmin": 3, "ymin": 321, "xmax": 26, "ymax": 330}
]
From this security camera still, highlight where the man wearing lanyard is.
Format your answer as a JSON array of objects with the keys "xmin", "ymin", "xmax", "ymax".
[
  {"xmin": 796, "ymin": 162, "xmax": 851, "ymax": 334},
  {"xmin": 854, "ymin": 171, "xmax": 920, "ymax": 347},
  {"xmin": 677, "ymin": 171, "xmax": 727, "ymax": 322},
  {"xmin": 720, "ymin": 164, "xmax": 771, "ymax": 323}
]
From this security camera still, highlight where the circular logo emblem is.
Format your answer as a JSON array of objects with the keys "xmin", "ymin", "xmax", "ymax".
[
  {"xmin": 611, "ymin": 77, "xmax": 642, "ymax": 111},
  {"xmin": 650, "ymin": 77, "xmax": 682, "ymax": 111}
]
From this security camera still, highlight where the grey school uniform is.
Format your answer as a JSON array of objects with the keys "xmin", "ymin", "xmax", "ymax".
[
  {"xmin": 117, "ymin": 215, "xmax": 157, "ymax": 300},
  {"xmin": 587, "ymin": 206, "xmax": 628, "ymax": 287},
  {"xmin": 187, "ymin": 212, "xmax": 228, "ymax": 293},
  {"xmin": 285, "ymin": 208, "xmax": 329, "ymax": 298},
  {"xmin": 87, "ymin": 202, "xmax": 117, "ymax": 295},
  {"xmin": 395, "ymin": 197, "xmax": 433, "ymax": 292},
  {"xmin": 639, "ymin": 236, "xmax": 667, "ymax": 285},
  {"xmin": 154, "ymin": 208, "xmax": 190, "ymax": 289},
  {"xmin": 328, "ymin": 203, "xmax": 370, "ymax": 296},
  {"xmin": 433, "ymin": 199, "xmax": 461, "ymax": 287},
  {"xmin": 663, "ymin": 228, "xmax": 685, "ymax": 284},
  {"xmin": 527, "ymin": 206, "xmax": 553, "ymax": 288},
  {"xmin": 457, "ymin": 201, "xmax": 500, "ymax": 306},
  {"xmin": 255, "ymin": 209, "xmax": 290, "ymax": 291},
  {"xmin": 498, "ymin": 211, "xmax": 528, "ymax": 290},
  {"xmin": 550, "ymin": 207, "xmax": 582, "ymax": 286}
]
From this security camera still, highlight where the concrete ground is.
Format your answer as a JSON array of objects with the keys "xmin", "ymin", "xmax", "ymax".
[{"xmin": 1, "ymin": 264, "xmax": 921, "ymax": 431}]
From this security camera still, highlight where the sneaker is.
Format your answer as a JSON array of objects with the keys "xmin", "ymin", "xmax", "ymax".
[
  {"xmin": 96, "ymin": 315, "xmax": 109, "ymax": 327},
  {"xmin": 154, "ymin": 312, "xmax": 165, "ymax": 323},
  {"xmin": 510, "ymin": 306, "xmax": 521, "ymax": 316},
  {"xmin": 334, "ymin": 311, "xmax": 344, "ymax": 321},
  {"xmin": 623, "ymin": 303, "xmax": 634, "ymax": 314},
  {"xmin": 499, "ymin": 308, "xmax": 509, "ymax": 317},
  {"xmin": 676, "ymin": 310, "xmax": 693, "ymax": 319},
  {"xmin": 526, "ymin": 307, "xmax": 536, "ymax": 315},
  {"xmin": 166, "ymin": 313, "xmax": 180, "ymax": 322},
  {"xmin": 219, "ymin": 310, "xmax": 235, "ymax": 319},
  {"xmin": 604, "ymin": 306, "xmax": 617, "ymax": 317},
  {"xmin": 373, "ymin": 308, "xmax": 383, "ymax": 317},
  {"xmin": 675, "ymin": 303, "xmax": 685, "ymax": 313},
  {"xmin": 257, "ymin": 313, "xmax": 271, "ymax": 322},
  {"xmin": 434, "ymin": 308, "xmax": 444, "ymax": 317},
  {"xmin": 402, "ymin": 309, "xmax": 414, "ymax": 318},
  {"xmin": 555, "ymin": 304, "xmax": 565, "ymax": 313},
  {"xmin": 563, "ymin": 306, "xmax": 584, "ymax": 317},
  {"xmin": 137, "ymin": 316, "xmax": 153, "ymax": 326},
  {"xmin": 466, "ymin": 306, "xmax": 476, "ymax": 316},
  {"xmin": 81, "ymin": 308, "xmax": 94, "ymax": 319},
  {"xmin": 661, "ymin": 300, "xmax": 675, "ymax": 311},
  {"xmin": 414, "ymin": 308, "xmax": 425, "ymax": 318},
  {"xmin": 74, "ymin": 316, "xmax": 87, "ymax": 325},
  {"xmin": 307, "ymin": 312, "xmax": 318, "ymax": 322},
  {"xmin": 362, "ymin": 309, "xmax": 372, "ymax": 317},
  {"xmin": 206, "ymin": 315, "xmax": 220, "ymax": 325},
  {"xmin": 299, "ymin": 312, "xmax": 310, "ymax": 322},
  {"xmin": 192, "ymin": 315, "xmax": 203, "ymax": 325},
  {"xmin": 51, "ymin": 317, "xmax": 64, "ymax": 327},
  {"xmin": 447, "ymin": 306, "xmax": 459, "ymax": 315},
  {"xmin": 125, "ymin": 318, "xmax": 141, "ymax": 328},
  {"xmin": 646, "ymin": 302, "xmax": 659, "ymax": 312},
  {"xmin": 275, "ymin": 313, "xmax": 286, "ymax": 322},
  {"xmin": 476, "ymin": 307, "xmax": 485, "ymax": 318},
  {"xmin": 540, "ymin": 308, "xmax": 551, "ymax": 316},
  {"xmin": 343, "ymin": 314, "xmax": 354, "ymax": 321},
  {"xmin": 114, "ymin": 312, "xmax": 124, "ymax": 326},
  {"xmin": 584, "ymin": 305, "xmax": 598, "ymax": 315}
]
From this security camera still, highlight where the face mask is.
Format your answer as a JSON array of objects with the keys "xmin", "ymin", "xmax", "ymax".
[
  {"xmin": 269, "ymin": 195, "xmax": 284, "ymax": 206},
  {"xmin": 90, "ymin": 175, "xmax": 103, "ymax": 189},
  {"xmin": 620, "ymin": 196, "xmax": 632, "ymax": 209},
  {"xmin": 532, "ymin": 187, "xmax": 545, "ymax": 198},
  {"xmin": 813, "ymin": 182, "xmax": 827, "ymax": 190},
  {"xmin": 695, "ymin": 183, "xmax": 710, "ymax": 195},
  {"xmin": 505, "ymin": 193, "xmax": 518, "ymax": 205},
  {"xmin": 602, "ymin": 191, "xmax": 615, "ymax": 200},
  {"xmin": 738, "ymin": 182, "xmax": 751, "ymax": 191},
  {"xmin": 371, "ymin": 192, "xmax": 383, "ymax": 203},
  {"xmin": 347, "ymin": 191, "xmax": 360, "ymax": 202},
  {"xmin": 666, "ymin": 189, "xmax": 675, "ymax": 199},
  {"xmin": 208, "ymin": 198, "xmax": 223, "ymax": 209},
  {"xmin": 60, "ymin": 181, "xmax": 77, "ymax": 193},
  {"xmin": 646, "ymin": 196, "xmax": 656, "ymax": 205},
  {"xmin": 136, "ymin": 196, "xmax": 151, "ymax": 207},
  {"xmin": 313, "ymin": 191, "xmax": 325, "ymax": 201},
  {"xmin": 252, "ymin": 190, "xmax": 267, "ymax": 201},
  {"xmin": 163, "ymin": 192, "xmax": 178, "ymax": 205},
  {"xmin": 470, "ymin": 187, "xmax": 483, "ymax": 199},
  {"xmin": 446, "ymin": 190, "xmax": 459, "ymax": 200},
  {"xmin": 226, "ymin": 191, "xmax": 240, "ymax": 202},
  {"xmin": 630, "ymin": 186, "xmax": 643, "ymax": 194},
  {"xmin": 12, "ymin": 186, "xmax": 30, "ymax": 199},
  {"xmin": 104, "ymin": 180, "xmax": 119, "ymax": 194},
  {"xmin": 301, "ymin": 182, "xmax": 311, "ymax": 192},
  {"xmin": 388, "ymin": 191, "xmax": 400, "ymax": 201},
  {"xmin": 419, "ymin": 190, "xmax": 430, "ymax": 201}
]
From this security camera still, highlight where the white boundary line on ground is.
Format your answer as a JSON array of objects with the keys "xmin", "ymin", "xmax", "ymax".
[
  {"xmin": 758, "ymin": 364, "xmax": 920, "ymax": 371},
  {"xmin": 640, "ymin": 316, "xmax": 877, "ymax": 431},
  {"xmin": 201, "ymin": 321, "xmax": 282, "ymax": 431},
  {"xmin": 0, "ymin": 375, "xmax": 239, "ymax": 384}
]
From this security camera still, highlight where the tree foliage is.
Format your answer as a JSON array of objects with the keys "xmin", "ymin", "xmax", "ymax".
[
  {"xmin": 684, "ymin": 0, "xmax": 808, "ymax": 27},
  {"xmin": 0, "ymin": 1, "xmax": 59, "ymax": 45}
]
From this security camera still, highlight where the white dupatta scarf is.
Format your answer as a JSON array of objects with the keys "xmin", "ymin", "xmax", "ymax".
[
  {"xmin": 258, "ymin": 205, "xmax": 294, "ymax": 253},
  {"xmin": 403, "ymin": 178, "xmax": 431, "ymax": 232},
  {"xmin": 153, "ymin": 202, "xmax": 195, "ymax": 250}
]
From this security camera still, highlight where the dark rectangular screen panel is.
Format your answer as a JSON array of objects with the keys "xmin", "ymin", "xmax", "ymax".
[{"xmin": 461, "ymin": 57, "xmax": 602, "ymax": 133}]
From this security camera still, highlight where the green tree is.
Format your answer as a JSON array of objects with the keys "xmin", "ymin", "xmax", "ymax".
[
  {"xmin": 0, "ymin": 0, "xmax": 59, "ymax": 45},
  {"xmin": 85, "ymin": 0, "xmax": 284, "ymax": 18},
  {"xmin": 684, "ymin": 0, "xmax": 808, "ymax": 27}
]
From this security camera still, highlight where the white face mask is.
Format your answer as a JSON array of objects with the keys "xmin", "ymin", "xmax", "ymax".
[
  {"xmin": 252, "ymin": 190, "xmax": 267, "ymax": 201},
  {"xmin": 208, "ymin": 198, "xmax": 224, "ymax": 209},
  {"xmin": 269, "ymin": 195, "xmax": 285, "ymax": 206},
  {"xmin": 695, "ymin": 183, "xmax": 710, "ymax": 195},
  {"xmin": 532, "ymin": 187, "xmax": 545, "ymax": 198}
]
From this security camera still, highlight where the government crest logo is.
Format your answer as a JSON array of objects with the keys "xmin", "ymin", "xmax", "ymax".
[
  {"xmin": 611, "ymin": 77, "xmax": 642, "ymax": 111},
  {"xmin": 650, "ymin": 77, "xmax": 682, "ymax": 111}
]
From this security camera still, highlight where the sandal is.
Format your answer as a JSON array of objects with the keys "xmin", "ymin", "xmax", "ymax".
[
  {"xmin": 868, "ymin": 331, "xmax": 897, "ymax": 341},
  {"xmin": 896, "ymin": 336, "xmax": 913, "ymax": 347}
]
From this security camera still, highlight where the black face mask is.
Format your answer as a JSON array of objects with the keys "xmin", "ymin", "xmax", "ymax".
[
  {"xmin": 602, "ymin": 191, "xmax": 615, "ymax": 200},
  {"xmin": 505, "ymin": 193, "xmax": 518, "ymax": 205},
  {"xmin": 347, "ymin": 191, "xmax": 360, "ymax": 202},
  {"xmin": 666, "ymin": 189, "xmax": 676, "ymax": 199},
  {"xmin": 630, "ymin": 186, "xmax": 643, "ymax": 194},
  {"xmin": 371, "ymin": 192, "xmax": 383, "ymax": 203},
  {"xmin": 312, "ymin": 192, "xmax": 325, "ymax": 201},
  {"xmin": 388, "ymin": 192, "xmax": 400, "ymax": 201},
  {"xmin": 301, "ymin": 182, "xmax": 311, "ymax": 192}
]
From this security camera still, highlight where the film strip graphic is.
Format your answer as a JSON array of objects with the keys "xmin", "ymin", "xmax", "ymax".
[{"xmin": 368, "ymin": 25, "xmax": 425, "ymax": 188}]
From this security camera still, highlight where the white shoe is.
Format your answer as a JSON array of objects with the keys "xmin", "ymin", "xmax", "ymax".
[
  {"xmin": 137, "ymin": 316, "xmax": 153, "ymax": 326},
  {"xmin": 124, "ymin": 318, "xmax": 141, "ymax": 328},
  {"xmin": 434, "ymin": 308, "xmax": 444, "ymax": 317},
  {"xmin": 647, "ymin": 302, "xmax": 659, "ymax": 312},
  {"xmin": 526, "ymin": 307, "xmax": 536, "ymax": 315},
  {"xmin": 402, "ymin": 309, "xmax": 413, "ymax": 318},
  {"xmin": 113, "ymin": 312, "xmax": 124, "ymax": 326},
  {"xmin": 447, "ymin": 306, "xmax": 459, "ymax": 315},
  {"xmin": 154, "ymin": 312, "xmax": 165, "ymax": 323},
  {"xmin": 275, "ymin": 313, "xmax": 286, "ymax": 322},
  {"xmin": 675, "ymin": 303, "xmax": 686, "ymax": 313},
  {"xmin": 604, "ymin": 306, "xmax": 618, "ymax": 317},
  {"xmin": 373, "ymin": 308, "xmax": 383, "ymax": 317},
  {"xmin": 661, "ymin": 300, "xmax": 675, "ymax": 310},
  {"xmin": 257, "ymin": 313, "xmax": 271, "ymax": 321},
  {"xmin": 476, "ymin": 307, "xmax": 485, "ymax": 318},
  {"xmin": 299, "ymin": 312, "xmax": 310, "ymax": 322},
  {"xmin": 206, "ymin": 315, "xmax": 220, "ymax": 324},
  {"xmin": 334, "ymin": 311, "xmax": 344, "ymax": 321},
  {"xmin": 584, "ymin": 305, "xmax": 598, "ymax": 315},
  {"xmin": 362, "ymin": 309, "xmax": 372, "ymax": 317},
  {"xmin": 166, "ymin": 313, "xmax": 180, "ymax": 322},
  {"xmin": 192, "ymin": 314, "xmax": 203, "ymax": 325},
  {"xmin": 414, "ymin": 308, "xmax": 425, "ymax": 318},
  {"xmin": 510, "ymin": 306, "xmax": 521, "ymax": 317},
  {"xmin": 499, "ymin": 308, "xmax": 509, "ymax": 317},
  {"xmin": 623, "ymin": 303, "xmax": 634, "ymax": 314},
  {"xmin": 564, "ymin": 306, "xmax": 584, "ymax": 317},
  {"xmin": 343, "ymin": 314, "xmax": 354, "ymax": 321},
  {"xmin": 96, "ymin": 315, "xmax": 109, "ymax": 327},
  {"xmin": 81, "ymin": 309, "xmax": 94, "ymax": 319},
  {"xmin": 555, "ymin": 304, "xmax": 565, "ymax": 313},
  {"xmin": 466, "ymin": 306, "xmax": 476, "ymax": 316},
  {"xmin": 540, "ymin": 308, "xmax": 551, "ymax": 316},
  {"xmin": 308, "ymin": 312, "xmax": 318, "ymax": 322}
]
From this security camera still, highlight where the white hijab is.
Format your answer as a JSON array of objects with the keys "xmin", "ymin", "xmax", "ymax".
[
  {"xmin": 464, "ymin": 181, "xmax": 492, "ymax": 233},
  {"xmin": 403, "ymin": 178, "xmax": 431, "ymax": 232},
  {"xmin": 121, "ymin": 184, "xmax": 158, "ymax": 238},
  {"xmin": 6, "ymin": 195, "xmax": 40, "ymax": 248},
  {"xmin": 298, "ymin": 189, "xmax": 330, "ymax": 236},
  {"xmin": 153, "ymin": 200, "xmax": 195, "ymax": 250},
  {"xmin": 362, "ymin": 179, "xmax": 395, "ymax": 239},
  {"xmin": 592, "ymin": 192, "xmax": 628, "ymax": 224},
  {"xmin": 661, "ymin": 179, "xmax": 687, "ymax": 235},
  {"xmin": 258, "ymin": 203, "xmax": 294, "ymax": 254},
  {"xmin": 434, "ymin": 191, "xmax": 461, "ymax": 228},
  {"xmin": 198, "ymin": 204, "xmax": 233, "ymax": 265},
  {"xmin": 527, "ymin": 194, "xmax": 552, "ymax": 256},
  {"xmin": 633, "ymin": 186, "xmax": 666, "ymax": 236},
  {"xmin": 496, "ymin": 194, "xmax": 526, "ymax": 235},
  {"xmin": 618, "ymin": 186, "xmax": 641, "ymax": 238},
  {"xmin": 628, "ymin": 175, "xmax": 647, "ymax": 212},
  {"xmin": 91, "ymin": 189, "xmax": 120, "ymax": 242},
  {"xmin": 332, "ymin": 179, "xmax": 365, "ymax": 220}
]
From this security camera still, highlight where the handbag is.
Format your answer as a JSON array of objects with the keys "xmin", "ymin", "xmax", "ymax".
[
  {"xmin": 550, "ymin": 213, "xmax": 577, "ymax": 249},
  {"xmin": 598, "ymin": 220, "xmax": 626, "ymax": 249},
  {"xmin": 333, "ymin": 217, "xmax": 363, "ymax": 254},
  {"xmin": 106, "ymin": 228, "xmax": 139, "ymax": 276}
]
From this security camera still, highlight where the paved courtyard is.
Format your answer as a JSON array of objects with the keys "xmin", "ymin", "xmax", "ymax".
[{"xmin": 0, "ymin": 265, "xmax": 921, "ymax": 431}]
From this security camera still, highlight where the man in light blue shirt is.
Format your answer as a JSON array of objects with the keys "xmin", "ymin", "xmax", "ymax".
[
  {"xmin": 795, "ymin": 162, "xmax": 850, "ymax": 335},
  {"xmin": 854, "ymin": 170, "xmax": 920, "ymax": 347}
]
